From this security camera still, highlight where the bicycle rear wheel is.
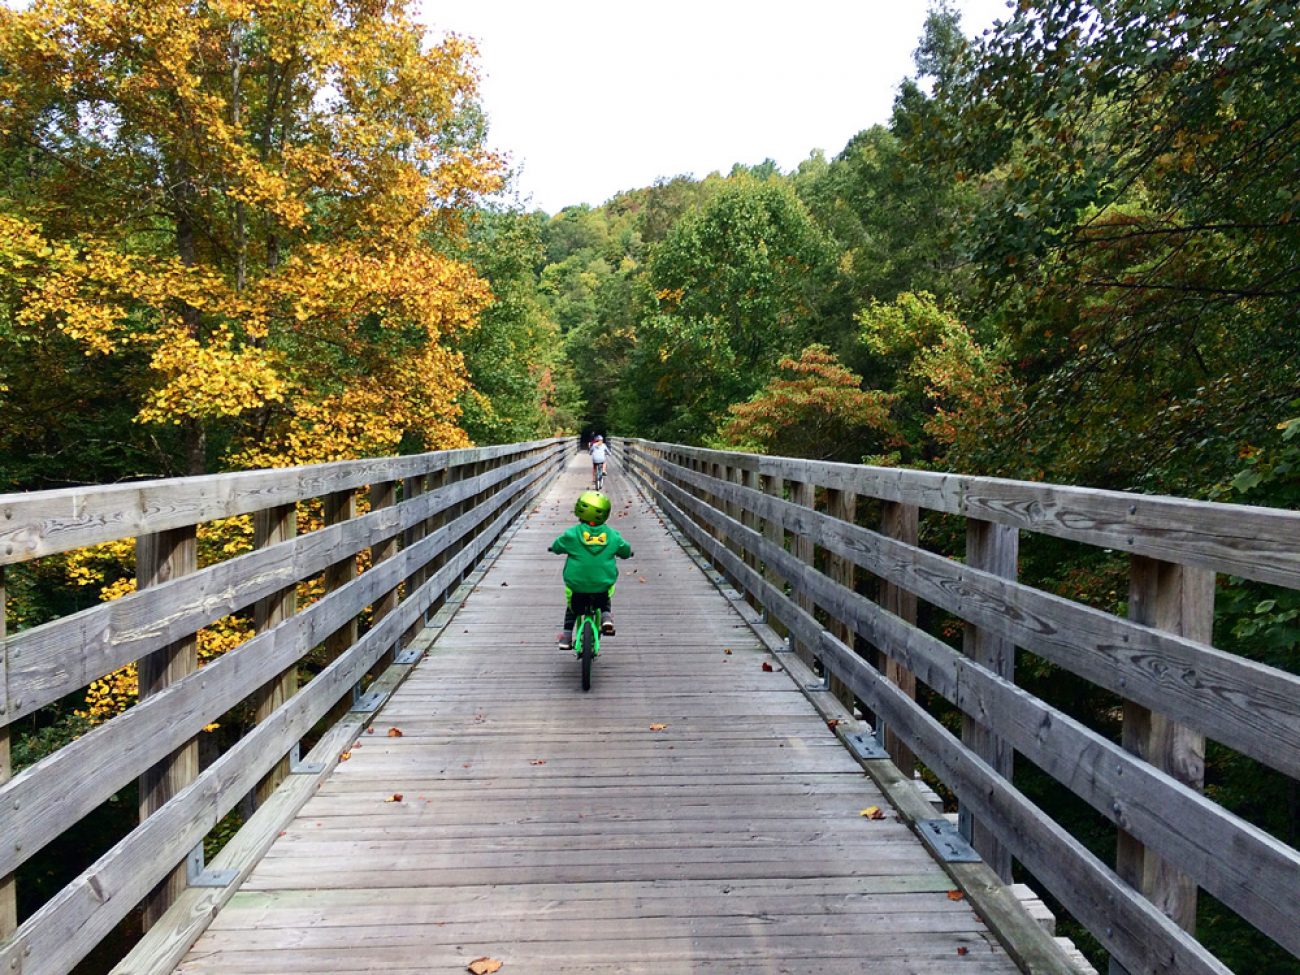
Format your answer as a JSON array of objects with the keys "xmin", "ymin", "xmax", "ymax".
[{"xmin": 576, "ymin": 619, "xmax": 595, "ymax": 691}]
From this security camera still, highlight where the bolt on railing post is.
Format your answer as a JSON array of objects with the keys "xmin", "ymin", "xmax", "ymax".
[
  {"xmin": 1108, "ymin": 555, "xmax": 1213, "ymax": 975},
  {"xmin": 960, "ymin": 518, "xmax": 1018, "ymax": 882},
  {"xmin": 136, "ymin": 524, "xmax": 199, "ymax": 928},
  {"xmin": 252, "ymin": 503, "xmax": 299, "ymax": 806},
  {"xmin": 879, "ymin": 501, "xmax": 919, "ymax": 776}
]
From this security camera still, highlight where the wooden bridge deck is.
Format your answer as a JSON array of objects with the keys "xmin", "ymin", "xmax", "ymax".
[{"xmin": 174, "ymin": 454, "xmax": 1021, "ymax": 974}]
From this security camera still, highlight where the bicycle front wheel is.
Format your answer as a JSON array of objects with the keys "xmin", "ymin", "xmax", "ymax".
[{"xmin": 576, "ymin": 622, "xmax": 595, "ymax": 692}]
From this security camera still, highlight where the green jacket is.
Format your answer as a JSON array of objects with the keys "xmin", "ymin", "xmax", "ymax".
[{"xmin": 549, "ymin": 521, "xmax": 633, "ymax": 592}]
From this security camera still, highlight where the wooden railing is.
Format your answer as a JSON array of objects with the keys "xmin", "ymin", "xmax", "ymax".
[
  {"xmin": 0, "ymin": 439, "xmax": 567, "ymax": 975},
  {"xmin": 623, "ymin": 439, "xmax": 1300, "ymax": 975}
]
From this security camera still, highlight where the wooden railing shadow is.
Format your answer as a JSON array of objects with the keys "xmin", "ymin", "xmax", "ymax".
[
  {"xmin": 0, "ymin": 439, "xmax": 567, "ymax": 975},
  {"xmin": 624, "ymin": 439, "xmax": 1300, "ymax": 975}
]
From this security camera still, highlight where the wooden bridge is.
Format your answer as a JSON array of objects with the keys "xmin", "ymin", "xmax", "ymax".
[{"xmin": 1, "ymin": 440, "xmax": 1298, "ymax": 975}]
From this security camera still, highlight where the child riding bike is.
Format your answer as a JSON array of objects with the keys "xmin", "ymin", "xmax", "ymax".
[{"xmin": 549, "ymin": 490, "xmax": 632, "ymax": 651}]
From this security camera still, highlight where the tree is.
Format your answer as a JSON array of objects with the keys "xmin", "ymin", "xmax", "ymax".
[
  {"xmin": 716, "ymin": 345, "xmax": 895, "ymax": 461},
  {"xmin": 617, "ymin": 175, "xmax": 835, "ymax": 441},
  {"xmin": 0, "ymin": 0, "xmax": 502, "ymax": 480}
]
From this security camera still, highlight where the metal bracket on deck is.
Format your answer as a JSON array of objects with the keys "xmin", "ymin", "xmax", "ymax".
[
  {"xmin": 187, "ymin": 844, "xmax": 239, "ymax": 889},
  {"xmin": 348, "ymin": 688, "xmax": 389, "ymax": 714},
  {"xmin": 393, "ymin": 646, "xmax": 423, "ymax": 665},
  {"xmin": 288, "ymin": 742, "xmax": 326, "ymax": 775},
  {"xmin": 916, "ymin": 818, "xmax": 982, "ymax": 863},
  {"xmin": 846, "ymin": 732, "xmax": 890, "ymax": 761}
]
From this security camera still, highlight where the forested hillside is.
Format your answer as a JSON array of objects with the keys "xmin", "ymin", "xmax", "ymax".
[{"xmin": 1, "ymin": 0, "xmax": 1297, "ymax": 971}]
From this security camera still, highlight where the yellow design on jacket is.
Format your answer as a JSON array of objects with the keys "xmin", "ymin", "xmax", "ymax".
[{"xmin": 581, "ymin": 530, "xmax": 607, "ymax": 546}]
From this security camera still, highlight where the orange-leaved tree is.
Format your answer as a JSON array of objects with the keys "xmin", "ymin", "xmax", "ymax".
[{"xmin": 716, "ymin": 345, "xmax": 895, "ymax": 462}]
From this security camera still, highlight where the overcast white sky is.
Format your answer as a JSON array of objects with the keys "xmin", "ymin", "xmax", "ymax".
[{"xmin": 415, "ymin": 1, "xmax": 1012, "ymax": 213}]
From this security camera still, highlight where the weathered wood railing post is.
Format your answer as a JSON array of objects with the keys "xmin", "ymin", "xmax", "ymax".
[
  {"xmin": 742, "ymin": 468, "xmax": 762, "ymax": 609},
  {"xmin": 762, "ymin": 470, "xmax": 787, "ymax": 640},
  {"xmin": 825, "ymin": 487, "xmax": 857, "ymax": 710},
  {"xmin": 1109, "ymin": 556, "xmax": 1214, "ymax": 975},
  {"xmin": 252, "ymin": 503, "xmax": 298, "ymax": 805},
  {"xmin": 367, "ymin": 481, "xmax": 400, "ymax": 671},
  {"xmin": 880, "ymin": 501, "xmax": 919, "ymax": 775},
  {"xmin": 136, "ymin": 525, "xmax": 199, "ymax": 927},
  {"xmin": 0, "ymin": 565, "xmax": 13, "ymax": 938},
  {"xmin": 322, "ymin": 489, "xmax": 358, "ymax": 721},
  {"xmin": 401, "ymin": 473, "xmax": 428, "ymax": 647},
  {"xmin": 790, "ymin": 479, "xmax": 816, "ymax": 669},
  {"xmin": 960, "ymin": 518, "xmax": 1019, "ymax": 881}
]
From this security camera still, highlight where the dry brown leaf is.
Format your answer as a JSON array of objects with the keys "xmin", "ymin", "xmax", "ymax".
[
  {"xmin": 467, "ymin": 957, "xmax": 503, "ymax": 974},
  {"xmin": 860, "ymin": 806, "xmax": 885, "ymax": 820},
  {"xmin": 384, "ymin": 794, "xmax": 403, "ymax": 803},
  {"xmin": 530, "ymin": 759, "xmax": 546, "ymax": 766},
  {"xmin": 637, "ymin": 576, "xmax": 647, "ymax": 583},
  {"xmin": 386, "ymin": 727, "xmax": 403, "ymax": 738},
  {"xmin": 649, "ymin": 723, "xmax": 668, "ymax": 732},
  {"xmin": 761, "ymin": 661, "xmax": 774, "ymax": 672},
  {"xmin": 338, "ymin": 751, "xmax": 352, "ymax": 762},
  {"xmin": 957, "ymin": 946, "xmax": 970, "ymax": 955},
  {"xmin": 947, "ymin": 889, "xmax": 965, "ymax": 901},
  {"xmin": 826, "ymin": 719, "xmax": 840, "ymax": 730},
  {"xmin": 723, "ymin": 647, "xmax": 733, "ymax": 655}
]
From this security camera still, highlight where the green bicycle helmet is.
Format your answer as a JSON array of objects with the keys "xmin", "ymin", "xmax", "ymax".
[{"xmin": 574, "ymin": 490, "xmax": 611, "ymax": 525}]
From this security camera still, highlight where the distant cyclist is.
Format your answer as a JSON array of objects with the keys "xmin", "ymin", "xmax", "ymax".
[{"xmin": 589, "ymin": 434, "xmax": 608, "ymax": 488}]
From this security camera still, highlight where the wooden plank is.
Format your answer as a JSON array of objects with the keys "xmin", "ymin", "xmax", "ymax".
[
  {"xmin": 880, "ymin": 501, "xmax": 918, "ymax": 775},
  {"xmin": 0, "ymin": 470, "xmax": 546, "ymax": 880},
  {"xmin": 252, "ymin": 503, "xmax": 298, "ymax": 805},
  {"xmin": 648, "ymin": 486, "xmax": 1230, "ymax": 975},
  {"xmin": 0, "ymin": 439, "xmax": 567, "ymax": 564},
  {"xmin": 1114, "ymin": 556, "xmax": 1214, "ymax": 972},
  {"xmin": 961, "ymin": 518, "xmax": 1017, "ymax": 882},
  {"xmin": 136, "ymin": 525, "xmax": 199, "ymax": 928},
  {"xmin": 658, "ymin": 457, "xmax": 1300, "ymax": 779},
  {"xmin": 2, "ymin": 451, "xmax": 555, "ymax": 723},
  {"xmin": 168, "ymin": 453, "xmax": 1023, "ymax": 975},
  {"xmin": 628, "ymin": 438, "xmax": 1300, "ymax": 588},
  {"xmin": 0, "ymin": 481, "xmax": 542, "ymax": 975},
  {"xmin": 651, "ymin": 479, "xmax": 1300, "ymax": 960}
]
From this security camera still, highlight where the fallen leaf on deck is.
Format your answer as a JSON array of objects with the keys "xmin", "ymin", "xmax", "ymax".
[
  {"xmin": 860, "ymin": 806, "xmax": 885, "ymax": 820},
  {"xmin": 338, "ymin": 751, "xmax": 351, "ymax": 762},
  {"xmin": 957, "ymin": 946, "xmax": 969, "ymax": 955},
  {"xmin": 384, "ymin": 794, "xmax": 403, "ymax": 803},
  {"xmin": 637, "ymin": 576, "xmax": 647, "ymax": 583},
  {"xmin": 947, "ymin": 890, "xmax": 965, "ymax": 901},
  {"xmin": 761, "ymin": 662, "xmax": 774, "ymax": 672},
  {"xmin": 468, "ymin": 956, "xmax": 503, "ymax": 974},
  {"xmin": 826, "ymin": 719, "xmax": 840, "ymax": 730},
  {"xmin": 500, "ymin": 581, "xmax": 509, "ymax": 587},
  {"xmin": 649, "ymin": 723, "xmax": 668, "ymax": 732},
  {"xmin": 387, "ymin": 727, "xmax": 403, "ymax": 737},
  {"xmin": 723, "ymin": 648, "xmax": 733, "ymax": 655},
  {"xmin": 530, "ymin": 759, "xmax": 546, "ymax": 765}
]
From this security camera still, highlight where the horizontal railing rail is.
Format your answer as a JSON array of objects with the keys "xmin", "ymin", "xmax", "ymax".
[
  {"xmin": 0, "ymin": 439, "xmax": 569, "ymax": 975},
  {"xmin": 624, "ymin": 438, "xmax": 1300, "ymax": 975}
]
